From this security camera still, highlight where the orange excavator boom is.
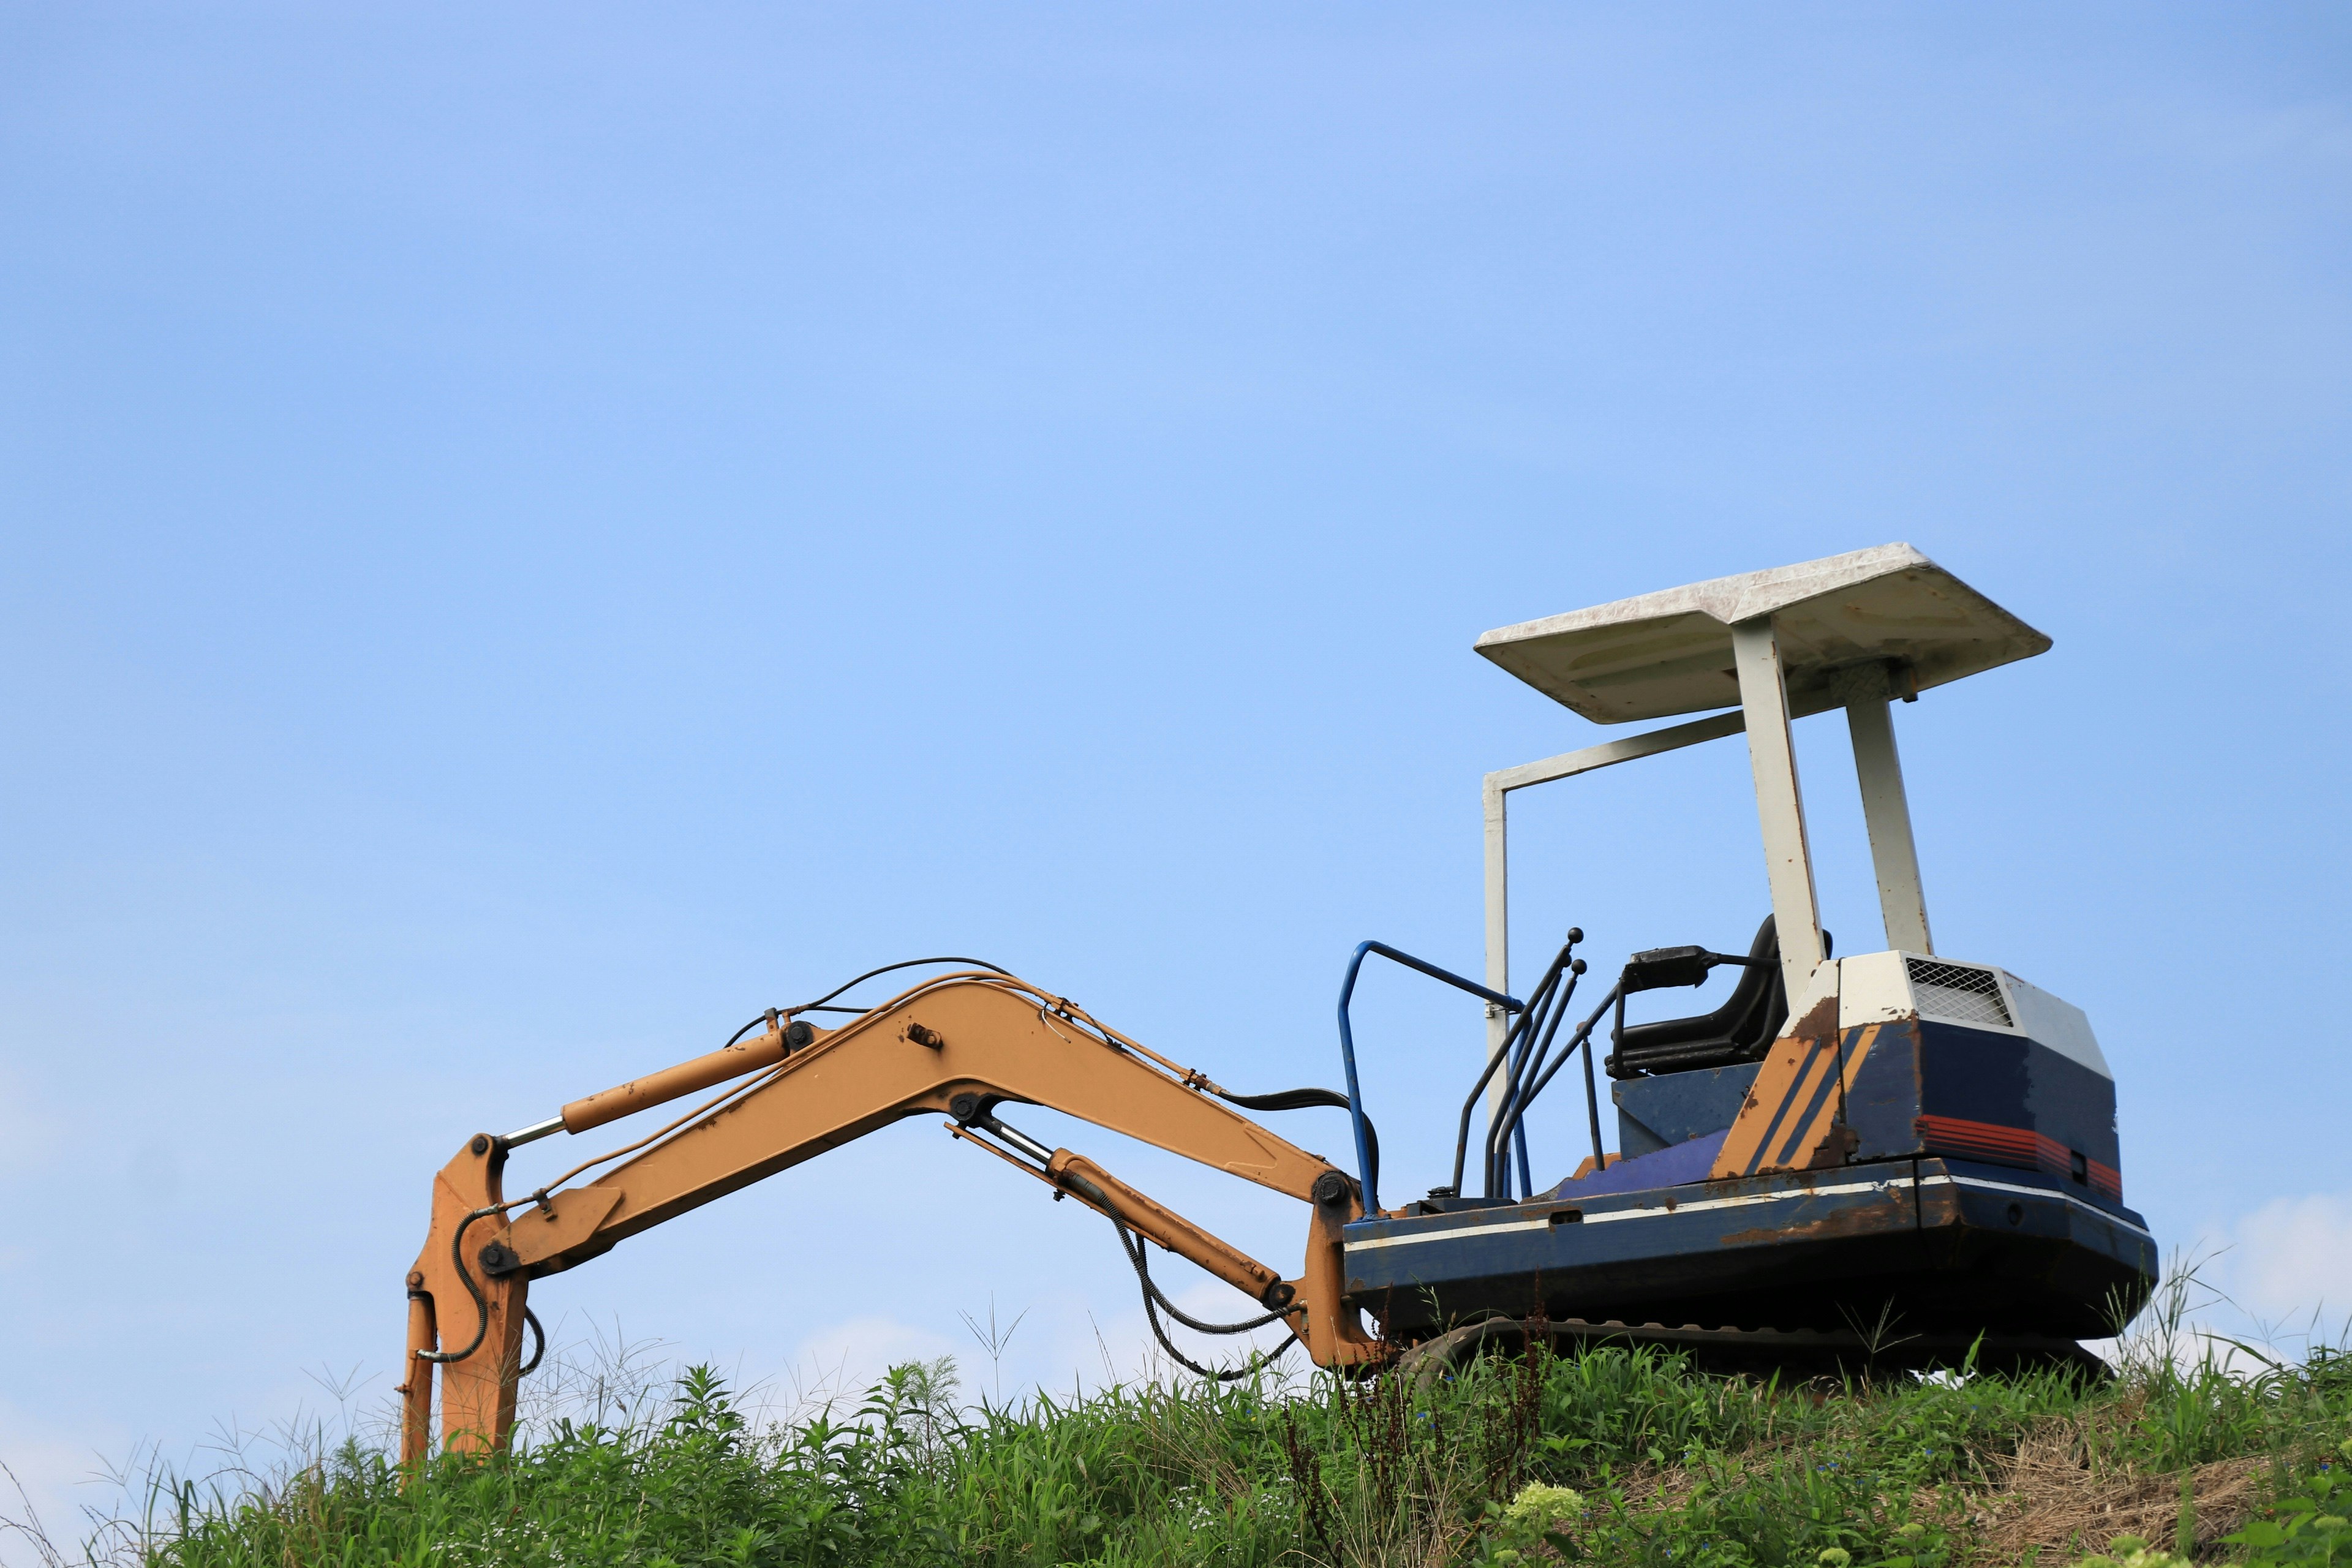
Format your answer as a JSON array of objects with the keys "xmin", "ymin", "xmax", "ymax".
[{"xmin": 397, "ymin": 968, "xmax": 1381, "ymax": 1463}]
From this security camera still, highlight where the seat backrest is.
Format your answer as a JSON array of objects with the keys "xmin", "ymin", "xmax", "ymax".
[{"xmin": 1604, "ymin": 916, "xmax": 1792, "ymax": 1079}]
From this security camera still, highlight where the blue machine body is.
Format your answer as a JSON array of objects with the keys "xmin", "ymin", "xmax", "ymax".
[{"xmin": 1338, "ymin": 998, "xmax": 2155, "ymax": 1344}]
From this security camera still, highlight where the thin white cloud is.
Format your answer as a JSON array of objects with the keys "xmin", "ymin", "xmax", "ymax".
[
  {"xmin": 2225, "ymin": 1191, "xmax": 2352, "ymax": 1327},
  {"xmin": 785, "ymin": 1315, "xmax": 965, "ymax": 1412}
]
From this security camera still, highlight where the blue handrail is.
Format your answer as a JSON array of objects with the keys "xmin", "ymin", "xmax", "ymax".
[{"xmin": 1336, "ymin": 941, "xmax": 1523, "ymax": 1214}]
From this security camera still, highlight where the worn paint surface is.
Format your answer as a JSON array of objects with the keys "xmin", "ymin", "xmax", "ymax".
[
  {"xmin": 1711, "ymin": 1022, "xmax": 1885, "ymax": 1179},
  {"xmin": 1697, "ymin": 1014, "xmax": 2124, "ymax": 1202},
  {"xmin": 1615, "ymin": 1060, "xmax": 1762, "ymax": 1155},
  {"xmin": 1916, "ymin": 1020, "xmax": 2124, "ymax": 1197},
  {"xmin": 1341, "ymin": 1153, "xmax": 2154, "ymax": 1337}
]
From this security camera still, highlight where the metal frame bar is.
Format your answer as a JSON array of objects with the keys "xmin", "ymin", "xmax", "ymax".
[
  {"xmin": 1731, "ymin": 617, "xmax": 1826, "ymax": 1002},
  {"xmin": 1480, "ymin": 710, "xmax": 1746, "ymax": 1118},
  {"xmin": 1845, "ymin": 697, "xmax": 1934, "ymax": 956},
  {"xmin": 1476, "ymin": 624, "xmax": 1943, "ymax": 1150},
  {"xmin": 1338, "ymin": 940, "xmax": 1521, "ymax": 1213}
]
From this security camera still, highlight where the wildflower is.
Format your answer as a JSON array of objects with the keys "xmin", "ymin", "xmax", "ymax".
[
  {"xmin": 2316, "ymin": 1516, "xmax": 2348, "ymax": 1530},
  {"xmin": 1503, "ymin": 1482, "xmax": 1585, "ymax": 1534},
  {"xmin": 1819, "ymin": 1549, "xmax": 1852, "ymax": 1567},
  {"xmin": 2070, "ymin": 1534, "xmax": 2194, "ymax": 1568},
  {"xmin": 1896, "ymin": 1523, "xmax": 1926, "ymax": 1539}
]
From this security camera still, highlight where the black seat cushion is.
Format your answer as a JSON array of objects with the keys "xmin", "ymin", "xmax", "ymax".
[{"xmin": 1605, "ymin": 916, "xmax": 1799, "ymax": 1079}]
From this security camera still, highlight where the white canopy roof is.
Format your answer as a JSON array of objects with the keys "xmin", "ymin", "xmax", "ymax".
[{"xmin": 1473, "ymin": 543, "xmax": 2051, "ymax": 724}]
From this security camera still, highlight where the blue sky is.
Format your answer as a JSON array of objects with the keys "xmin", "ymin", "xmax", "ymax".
[{"xmin": 3, "ymin": 1, "xmax": 2348, "ymax": 1536}]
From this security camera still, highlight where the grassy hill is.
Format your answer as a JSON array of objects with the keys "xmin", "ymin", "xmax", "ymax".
[{"xmin": 21, "ymin": 1312, "xmax": 2350, "ymax": 1568}]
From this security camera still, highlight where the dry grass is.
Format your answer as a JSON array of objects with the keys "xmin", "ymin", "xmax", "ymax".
[
  {"xmin": 1498, "ymin": 1400, "xmax": 2285, "ymax": 1567},
  {"xmin": 1966, "ymin": 1413, "xmax": 2269, "ymax": 1563}
]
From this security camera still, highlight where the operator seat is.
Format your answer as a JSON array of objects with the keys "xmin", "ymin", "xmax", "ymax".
[{"xmin": 1604, "ymin": 916, "xmax": 1822, "ymax": 1079}]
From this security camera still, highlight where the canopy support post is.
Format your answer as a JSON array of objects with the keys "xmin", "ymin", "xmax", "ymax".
[
  {"xmin": 1845, "ymin": 696, "xmax": 1933, "ymax": 956},
  {"xmin": 1731, "ymin": 617, "xmax": 1825, "ymax": 1000}
]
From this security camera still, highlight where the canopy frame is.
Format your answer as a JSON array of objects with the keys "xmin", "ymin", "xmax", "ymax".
[{"xmin": 1475, "ymin": 544, "xmax": 2051, "ymax": 1129}]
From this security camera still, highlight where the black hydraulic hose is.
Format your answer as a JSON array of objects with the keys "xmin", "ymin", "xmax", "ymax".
[
  {"xmin": 1108, "ymin": 1216, "xmax": 1298, "ymax": 1382},
  {"xmin": 1211, "ymin": 1086, "xmax": 1379, "ymax": 1203},
  {"xmin": 1212, "ymin": 1087, "xmax": 1347, "ymax": 1114},
  {"xmin": 417, "ymin": 1212, "xmax": 548, "ymax": 1374},
  {"xmin": 723, "ymin": 957, "xmax": 1016, "ymax": 1046},
  {"xmin": 797, "ymin": 956, "xmax": 1012, "ymax": 1011},
  {"xmin": 519, "ymin": 1307, "xmax": 546, "ymax": 1377},
  {"xmin": 1145, "ymin": 1298, "xmax": 1298, "ymax": 1383},
  {"xmin": 1110, "ymin": 1220, "xmax": 1292, "ymax": 1335},
  {"xmin": 417, "ymin": 1206, "xmax": 499, "ymax": 1365}
]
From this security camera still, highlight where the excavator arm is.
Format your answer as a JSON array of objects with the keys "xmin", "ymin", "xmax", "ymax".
[{"xmin": 398, "ymin": 970, "xmax": 1382, "ymax": 1462}]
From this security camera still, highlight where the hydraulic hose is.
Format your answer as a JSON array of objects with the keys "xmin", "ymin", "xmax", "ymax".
[
  {"xmin": 1107, "ymin": 1215, "xmax": 1298, "ymax": 1382},
  {"xmin": 416, "ymin": 1206, "xmax": 500, "ymax": 1365},
  {"xmin": 1210, "ymin": 1086, "xmax": 1379, "ymax": 1197}
]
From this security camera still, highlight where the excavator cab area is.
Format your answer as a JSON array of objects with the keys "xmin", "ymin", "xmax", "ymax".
[
  {"xmin": 1607, "ymin": 915, "xmax": 1800, "ymax": 1080},
  {"xmin": 1333, "ymin": 543, "xmax": 2157, "ymax": 1370}
]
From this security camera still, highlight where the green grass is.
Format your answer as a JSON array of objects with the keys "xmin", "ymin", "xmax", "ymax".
[{"xmin": 19, "ymin": 1314, "xmax": 2352, "ymax": 1568}]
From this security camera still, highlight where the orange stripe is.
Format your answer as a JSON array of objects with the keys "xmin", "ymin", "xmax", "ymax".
[
  {"xmin": 1712, "ymin": 1025, "xmax": 1880, "ymax": 1180},
  {"xmin": 1750, "ymin": 1042, "xmax": 1831, "ymax": 1173},
  {"xmin": 1770, "ymin": 1046, "xmax": 1844, "ymax": 1167},
  {"xmin": 1801, "ymin": 1023, "xmax": 1880, "ymax": 1165},
  {"xmin": 1711, "ymin": 1037, "xmax": 1809, "ymax": 1178}
]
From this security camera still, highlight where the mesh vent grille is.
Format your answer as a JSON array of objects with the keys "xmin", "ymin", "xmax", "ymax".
[{"xmin": 1905, "ymin": 959, "xmax": 2013, "ymax": 1028}]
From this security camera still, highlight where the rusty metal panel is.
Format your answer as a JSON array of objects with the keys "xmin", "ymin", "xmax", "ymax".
[
  {"xmin": 1842, "ymin": 1019, "xmax": 1926, "ymax": 1162},
  {"xmin": 1912, "ymin": 1020, "xmax": 2122, "ymax": 1197},
  {"xmin": 1614, "ymin": 1060, "xmax": 1762, "ymax": 1155},
  {"xmin": 1713, "ymin": 1019, "xmax": 1906, "ymax": 1180}
]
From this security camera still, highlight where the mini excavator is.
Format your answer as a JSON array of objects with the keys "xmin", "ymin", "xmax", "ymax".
[{"xmin": 397, "ymin": 545, "xmax": 2158, "ymax": 1460}]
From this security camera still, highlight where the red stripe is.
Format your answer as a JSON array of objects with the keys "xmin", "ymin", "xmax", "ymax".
[
  {"xmin": 1915, "ymin": 1116, "xmax": 2126, "ymax": 1200},
  {"xmin": 1916, "ymin": 1114, "xmax": 2037, "ymax": 1167}
]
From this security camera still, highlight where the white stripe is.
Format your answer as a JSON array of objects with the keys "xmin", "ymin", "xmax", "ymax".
[
  {"xmin": 1581, "ymin": 1177, "xmax": 1912, "ymax": 1224},
  {"xmin": 1343, "ymin": 1215, "xmax": 1553, "ymax": 1252},
  {"xmin": 1346, "ymin": 1177, "xmax": 1913, "ymax": 1252},
  {"xmin": 1344, "ymin": 1172, "xmax": 2149, "ymax": 1254},
  {"xmin": 1932, "ymin": 1174, "xmax": 2152, "ymax": 1239}
]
